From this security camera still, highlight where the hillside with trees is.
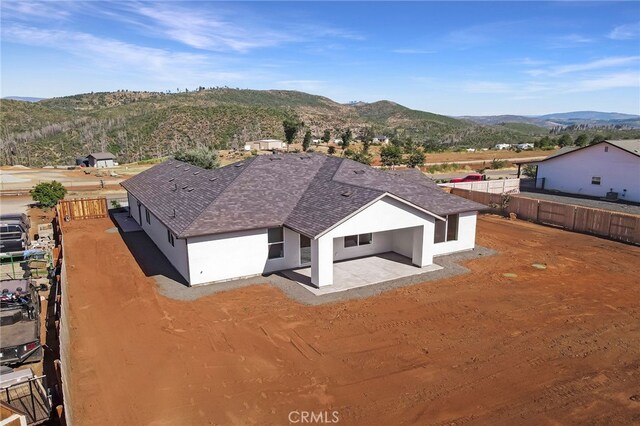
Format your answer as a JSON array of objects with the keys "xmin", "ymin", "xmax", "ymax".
[{"xmin": 2, "ymin": 88, "xmax": 639, "ymax": 166}]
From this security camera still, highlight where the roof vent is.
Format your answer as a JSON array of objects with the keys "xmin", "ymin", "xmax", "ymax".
[
  {"xmin": 187, "ymin": 188, "xmax": 195, "ymax": 192},
  {"xmin": 182, "ymin": 184, "xmax": 189, "ymax": 189},
  {"xmin": 168, "ymin": 178, "xmax": 175, "ymax": 182},
  {"xmin": 269, "ymin": 157, "xmax": 282, "ymax": 161},
  {"xmin": 171, "ymin": 183, "xmax": 177, "ymax": 192},
  {"xmin": 209, "ymin": 177, "xmax": 218, "ymax": 182},
  {"xmin": 234, "ymin": 163, "xmax": 244, "ymax": 167},
  {"xmin": 183, "ymin": 167, "xmax": 190, "ymax": 171},
  {"xmin": 175, "ymin": 165, "xmax": 181, "ymax": 169},
  {"xmin": 299, "ymin": 155, "xmax": 310, "ymax": 160},
  {"xmin": 193, "ymin": 171, "xmax": 200, "ymax": 175},
  {"xmin": 167, "ymin": 161, "xmax": 174, "ymax": 165},
  {"xmin": 354, "ymin": 170, "xmax": 365, "ymax": 174},
  {"xmin": 171, "ymin": 209, "xmax": 176, "ymax": 218},
  {"xmin": 341, "ymin": 190, "xmax": 352, "ymax": 197}
]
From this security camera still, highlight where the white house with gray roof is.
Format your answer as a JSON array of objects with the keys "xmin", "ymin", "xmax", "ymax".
[
  {"xmin": 121, "ymin": 153, "xmax": 484, "ymax": 287},
  {"xmin": 534, "ymin": 140, "xmax": 640, "ymax": 203}
]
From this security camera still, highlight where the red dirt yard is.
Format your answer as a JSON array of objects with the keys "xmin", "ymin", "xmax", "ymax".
[{"xmin": 63, "ymin": 216, "xmax": 640, "ymax": 425}]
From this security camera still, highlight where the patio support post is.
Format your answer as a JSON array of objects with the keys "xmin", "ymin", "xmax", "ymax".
[
  {"xmin": 311, "ymin": 236, "xmax": 333, "ymax": 287},
  {"xmin": 412, "ymin": 224, "xmax": 434, "ymax": 267}
]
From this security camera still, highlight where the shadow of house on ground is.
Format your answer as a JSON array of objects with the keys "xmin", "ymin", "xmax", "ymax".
[{"xmin": 116, "ymin": 226, "xmax": 189, "ymax": 287}]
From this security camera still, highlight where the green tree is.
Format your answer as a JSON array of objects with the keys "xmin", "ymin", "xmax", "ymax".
[
  {"xmin": 31, "ymin": 181, "xmax": 67, "ymax": 208},
  {"xmin": 282, "ymin": 116, "xmax": 304, "ymax": 149},
  {"xmin": 558, "ymin": 134, "xmax": 573, "ymax": 148},
  {"xmin": 535, "ymin": 136, "xmax": 554, "ymax": 149},
  {"xmin": 590, "ymin": 135, "xmax": 604, "ymax": 145},
  {"xmin": 575, "ymin": 134, "xmax": 589, "ymax": 147},
  {"xmin": 407, "ymin": 148, "xmax": 426, "ymax": 168},
  {"xmin": 302, "ymin": 130, "xmax": 312, "ymax": 152},
  {"xmin": 341, "ymin": 128, "xmax": 353, "ymax": 149},
  {"xmin": 380, "ymin": 144, "xmax": 403, "ymax": 167},
  {"xmin": 327, "ymin": 146, "xmax": 336, "ymax": 155},
  {"xmin": 174, "ymin": 146, "xmax": 220, "ymax": 169},
  {"xmin": 344, "ymin": 148, "xmax": 373, "ymax": 165},
  {"xmin": 322, "ymin": 129, "xmax": 331, "ymax": 144}
]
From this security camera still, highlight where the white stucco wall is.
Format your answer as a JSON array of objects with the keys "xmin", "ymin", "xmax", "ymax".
[
  {"xmin": 186, "ymin": 227, "xmax": 300, "ymax": 285},
  {"xmin": 91, "ymin": 158, "xmax": 114, "ymax": 168},
  {"xmin": 332, "ymin": 230, "xmax": 393, "ymax": 261},
  {"xmin": 536, "ymin": 143, "xmax": 640, "ymax": 202},
  {"xmin": 138, "ymin": 203, "xmax": 190, "ymax": 283},
  {"xmin": 391, "ymin": 227, "xmax": 415, "ymax": 258},
  {"xmin": 432, "ymin": 211, "xmax": 477, "ymax": 256},
  {"xmin": 127, "ymin": 193, "xmax": 142, "ymax": 224}
]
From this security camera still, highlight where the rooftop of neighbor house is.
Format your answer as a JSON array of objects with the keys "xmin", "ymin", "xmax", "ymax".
[
  {"xmin": 121, "ymin": 153, "xmax": 485, "ymax": 239},
  {"xmin": 538, "ymin": 139, "xmax": 640, "ymax": 163},
  {"xmin": 88, "ymin": 152, "xmax": 116, "ymax": 160}
]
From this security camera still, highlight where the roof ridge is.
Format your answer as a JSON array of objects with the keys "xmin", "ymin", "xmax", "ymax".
[
  {"xmin": 179, "ymin": 155, "xmax": 259, "ymax": 237},
  {"xmin": 283, "ymin": 155, "xmax": 333, "ymax": 227}
]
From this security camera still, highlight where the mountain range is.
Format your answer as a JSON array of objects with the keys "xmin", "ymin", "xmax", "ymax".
[
  {"xmin": 1, "ymin": 89, "xmax": 639, "ymax": 167},
  {"xmin": 460, "ymin": 111, "xmax": 640, "ymax": 129}
]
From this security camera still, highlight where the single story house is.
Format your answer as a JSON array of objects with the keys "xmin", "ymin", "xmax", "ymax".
[
  {"xmin": 243, "ymin": 139, "xmax": 286, "ymax": 151},
  {"xmin": 533, "ymin": 139, "xmax": 640, "ymax": 202},
  {"xmin": 373, "ymin": 136, "xmax": 390, "ymax": 144},
  {"xmin": 494, "ymin": 143, "xmax": 511, "ymax": 150},
  {"xmin": 87, "ymin": 152, "xmax": 116, "ymax": 168},
  {"xmin": 516, "ymin": 143, "xmax": 534, "ymax": 150},
  {"xmin": 121, "ymin": 153, "xmax": 484, "ymax": 287}
]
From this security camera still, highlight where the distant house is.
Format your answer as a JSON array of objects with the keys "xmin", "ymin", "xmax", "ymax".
[
  {"xmin": 516, "ymin": 143, "xmax": 534, "ymax": 150},
  {"xmin": 122, "ymin": 153, "xmax": 484, "ymax": 287},
  {"xmin": 533, "ymin": 140, "xmax": 640, "ymax": 202},
  {"xmin": 494, "ymin": 144, "xmax": 511, "ymax": 150},
  {"xmin": 373, "ymin": 136, "xmax": 390, "ymax": 144},
  {"xmin": 87, "ymin": 152, "xmax": 115, "ymax": 168},
  {"xmin": 244, "ymin": 139, "xmax": 286, "ymax": 151}
]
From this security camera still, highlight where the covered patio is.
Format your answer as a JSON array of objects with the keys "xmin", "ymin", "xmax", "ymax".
[{"xmin": 282, "ymin": 252, "xmax": 443, "ymax": 295}]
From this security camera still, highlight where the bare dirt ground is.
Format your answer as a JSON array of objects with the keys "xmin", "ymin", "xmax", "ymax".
[{"xmin": 63, "ymin": 216, "xmax": 640, "ymax": 425}]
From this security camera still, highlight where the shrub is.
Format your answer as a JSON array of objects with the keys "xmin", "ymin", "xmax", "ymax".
[
  {"xmin": 31, "ymin": 181, "xmax": 67, "ymax": 208},
  {"xmin": 491, "ymin": 158, "xmax": 507, "ymax": 169},
  {"xmin": 111, "ymin": 200, "xmax": 122, "ymax": 209},
  {"xmin": 328, "ymin": 146, "xmax": 336, "ymax": 155},
  {"xmin": 174, "ymin": 146, "xmax": 220, "ymax": 169},
  {"xmin": 522, "ymin": 164, "xmax": 537, "ymax": 177}
]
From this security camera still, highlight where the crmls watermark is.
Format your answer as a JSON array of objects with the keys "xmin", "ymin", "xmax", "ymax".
[{"xmin": 288, "ymin": 410, "xmax": 340, "ymax": 424}]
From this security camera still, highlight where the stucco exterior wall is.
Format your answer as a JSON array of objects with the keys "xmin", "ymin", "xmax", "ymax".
[
  {"xmin": 186, "ymin": 227, "xmax": 299, "ymax": 285},
  {"xmin": 138, "ymin": 203, "xmax": 190, "ymax": 283},
  {"xmin": 536, "ymin": 143, "xmax": 640, "ymax": 202},
  {"xmin": 90, "ymin": 158, "xmax": 114, "ymax": 168},
  {"xmin": 432, "ymin": 211, "xmax": 477, "ymax": 256},
  {"xmin": 333, "ymin": 230, "xmax": 393, "ymax": 261}
]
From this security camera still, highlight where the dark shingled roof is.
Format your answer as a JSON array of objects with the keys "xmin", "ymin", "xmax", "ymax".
[
  {"xmin": 121, "ymin": 153, "xmax": 484, "ymax": 238},
  {"xmin": 88, "ymin": 152, "xmax": 115, "ymax": 160}
]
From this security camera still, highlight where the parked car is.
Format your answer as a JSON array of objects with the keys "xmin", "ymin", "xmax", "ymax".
[
  {"xmin": 0, "ymin": 214, "xmax": 30, "ymax": 253},
  {"xmin": 0, "ymin": 279, "xmax": 42, "ymax": 366},
  {"xmin": 450, "ymin": 173, "xmax": 486, "ymax": 183}
]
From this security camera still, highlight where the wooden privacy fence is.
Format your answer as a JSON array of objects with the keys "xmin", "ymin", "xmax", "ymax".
[
  {"xmin": 451, "ymin": 188, "xmax": 640, "ymax": 245},
  {"xmin": 58, "ymin": 197, "xmax": 108, "ymax": 220},
  {"xmin": 439, "ymin": 178, "xmax": 520, "ymax": 194}
]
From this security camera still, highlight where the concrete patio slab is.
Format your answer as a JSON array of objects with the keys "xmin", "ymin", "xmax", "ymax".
[
  {"xmin": 112, "ymin": 212, "xmax": 142, "ymax": 233},
  {"xmin": 282, "ymin": 252, "xmax": 443, "ymax": 295}
]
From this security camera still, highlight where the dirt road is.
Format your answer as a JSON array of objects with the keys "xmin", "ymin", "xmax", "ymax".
[{"xmin": 63, "ymin": 216, "xmax": 640, "ymax": 425}]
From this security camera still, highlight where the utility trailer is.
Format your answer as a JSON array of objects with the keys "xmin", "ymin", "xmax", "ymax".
[{"xmin": 0, "ymin": 280, "xmax": 42, "ymax": 366}]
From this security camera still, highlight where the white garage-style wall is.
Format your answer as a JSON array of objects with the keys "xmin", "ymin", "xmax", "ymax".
[
  {"xmin": 536, "ymin": 142, "xmax": 640, "ymax": 202},
  {"xmin": 186, "ymin": 227, "xmax": 300, "ymax": 285}
]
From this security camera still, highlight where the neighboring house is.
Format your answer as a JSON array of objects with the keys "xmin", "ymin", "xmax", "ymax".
[
  {"xmin": 534, "ymin": 140, "xmax": 640, "ymax": 202},
  {"xmin": 373, "ymin": 136, "xmax": 390, "ymax": 144},
  {"xmin": 87, "ymin": 152, "xmax": 115, "ymax": 168},
  {"xmin": 121, "ymin": 153, "xmax": 484, "ymax": 288},
  {"xmin": 243, "ymin": 139, "xmax": 286, "ymax": 151},
  {"xmin": 494, "ymin": 143, "xmax": 511, "ymax": 150},
  {"xmin": 516, "ymin": 143, "xmax": 534, "ymax": 150}
]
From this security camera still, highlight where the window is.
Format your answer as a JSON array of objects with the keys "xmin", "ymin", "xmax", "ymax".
[
  {"xmin": 267, "ymin": 227, "xmax": 284, "ymax": 259},
  {"xmin": 434, "ymin": 214, "xmax": 459, "ymax": 243},
  {"xmin": 344, "ymin": 233, "xmax": 373, "ymax": 248},
  {"xmin": 167, "ymin": 229, "xmax": 175, "ymax": 247},
  {"xmin": 591, "ymin": 176, "xmax": 601, "ymax": 185},
  {"xmin": 145, "ymin": 208, "xmax": 151, "ymax": 224}
]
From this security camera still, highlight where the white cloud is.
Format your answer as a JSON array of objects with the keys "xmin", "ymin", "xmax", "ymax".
[
  {"xmin": 525, "ymin": 56, "xmax": 640, "ymax": 77},
  {"xmin": 563, "ymin": 72, "xmax": 640, "ymax": 93},
  {"xmin": 608, "ymin": 23, "xmax": 640, "ymax": 40},
  {"xmin": 548, "ymin": 33, "xmax": 593, "ymax": 48},
  {"xmin": 0, "ymin": 1, "xmax": 71, "ymax": 21},
  {"xmin": 1, "ymin": 24, "xmax": 248, "ymax": 85}
]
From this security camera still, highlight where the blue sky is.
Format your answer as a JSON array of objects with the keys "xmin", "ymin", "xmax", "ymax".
[{"xmin": 1, "ymin": 1, "xmax": 639, "ymax": 115}]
